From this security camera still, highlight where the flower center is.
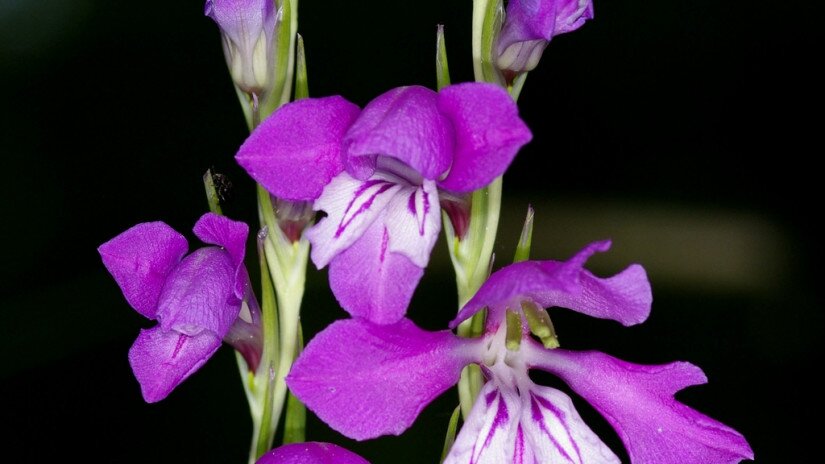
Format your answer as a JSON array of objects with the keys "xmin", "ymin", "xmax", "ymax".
[{"xmin": 481, "ymin": 320, "xmax": 532, "ymax": 393}]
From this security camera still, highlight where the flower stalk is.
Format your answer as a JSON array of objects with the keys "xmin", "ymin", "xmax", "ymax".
[
  {"xmin": 443, "ymin": 178, "xmax": 500, "ymax": 418},
  {"xmin": 450, "ymin": 0, "xmax": 509, "ymax": 421},
  {"xmin": 248, "ymin": 226, "xmax": 280, "ymax": 461},
  {"xmin": 257, "ymin": 186, "xmax": 310, "ymax": 449}
]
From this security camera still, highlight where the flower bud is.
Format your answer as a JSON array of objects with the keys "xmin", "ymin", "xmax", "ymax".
[
  {"xmin": 496, "ymin": 0, "xmax": 594, "ymax": 76},
  {"xmin": 205, "ymin": 0, "xmax": 279, "ymax": 98}
]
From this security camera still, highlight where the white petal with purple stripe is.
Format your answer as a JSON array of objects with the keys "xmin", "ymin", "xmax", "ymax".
[
  {"xmin": 383, "ymin": 179, "xmax": 440, "ymax": 267},
  {"xmin": 306, "ymin": 171, "xmax": 403, "ymax": 268},
  {"xmin": 445, "ymin": 381, "xmax": 619, "ymax": 464}
]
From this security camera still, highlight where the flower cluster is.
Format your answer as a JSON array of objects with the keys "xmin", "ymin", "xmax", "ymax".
[{"xmin": 98, "ymin": 0, "xmax": 753, "ymax": 462}]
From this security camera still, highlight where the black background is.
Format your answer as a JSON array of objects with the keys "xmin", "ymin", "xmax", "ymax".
[{"xmin": 1, "ymin": 0, "xmax": 821, "ymax": 462}]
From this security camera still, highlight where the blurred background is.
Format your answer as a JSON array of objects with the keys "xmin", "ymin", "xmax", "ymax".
[{"xmin": 1, "ymin": 0, "xmax": 821, "ymax": 461}]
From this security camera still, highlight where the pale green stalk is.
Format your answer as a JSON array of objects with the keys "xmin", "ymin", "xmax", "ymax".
[
  {"xmin": 257, "ymin": 187, "xmax": 310, "ymax": 450},
  {"xmin": 282, "ymin": 327, "xmax": 306, "ymax": 444},
  {"xmin": 246, "ymin": 227, "xmax": 281, "ymax": 462},
  {"xmin": 451, "ymin": 0, "xmax": 509, "ymax": 421},
  {"xmin": 445, "ymin": 179, "xmax": 501, "ymax": 419}
]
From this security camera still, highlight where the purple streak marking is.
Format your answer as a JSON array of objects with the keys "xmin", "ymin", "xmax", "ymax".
[
  {"xmin": 379, "ymin": 226, "xmax": 389, "ymax": 263},
  {"xmin": 485, "ymin": 388, "xmax": 499, "ymax": 406},
  {"xmin": 406, "ymin": 187, "xmax": 431, "ymax": 236},
  {"xmin": 515, "ymin": 425, "xmax": 526, "ymax": 464},
  {"xmin": 530, "ymin": 392, "xmax": 582, "ymax": 463},
  {"xmin": 471, "ymin": 389, "xmax": 510, "ymax": 464},
  {"xmin": 335, "ymin": 180, "xmax": 394, "ymax": 238},
  {"xmin": 170, "ymin": 333, "xmax": 187, "ymax": 360}
]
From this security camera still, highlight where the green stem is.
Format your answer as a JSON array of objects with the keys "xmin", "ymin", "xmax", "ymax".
[
  {"xmin": 246, "ymin": 223, "xmax": 281, "ymax": 463},
  {"xmin": 472, "ymin": 0, "xmax": 504, "ymax": 85},
  {"xmin": 452, "ymin": 0, "xmax": 506, "ymax": 423},
  {"xmin": 450, "ymin": 177, "xmax": 502, "ymax": 419},
  {"xmin": 282, "ymin": 327, "xmax": 306, "ymax": 444},
  {"xmin": 257, "ymin": 186, "xmax": 310, "ymax": 447}
]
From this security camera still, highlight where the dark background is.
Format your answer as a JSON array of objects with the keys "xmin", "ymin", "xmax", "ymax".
[{"xmin": 1, "ymin": 0, "xmax": 821, "ymax": 462}]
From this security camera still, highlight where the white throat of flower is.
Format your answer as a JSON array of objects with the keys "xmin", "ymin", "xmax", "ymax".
[{"xmin": 480, "ymin": 318, "xmax": 534, "ymax": 396}]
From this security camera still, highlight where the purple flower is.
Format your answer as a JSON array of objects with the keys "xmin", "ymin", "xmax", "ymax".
[
  {"xmin": 205, "ymin": 0, "xmax": 278, "ymax": 96},
  {"xmin": 286, "ymin": 241, "xmax": 753, "ymax": 463},
  {"xmin": 497, "ymin": 0, "xmax": 595, "ymax": 74},
  {"xmin": 256, "ymin": 442, "xmax": 369, "ymax": 464},
  {"xmin": 236, "ymin": 83, "xmax": 532, "ymax": 323},
  {"xmin": 99, "ymin": 213, "xmax": 258, "ymax": 402}
]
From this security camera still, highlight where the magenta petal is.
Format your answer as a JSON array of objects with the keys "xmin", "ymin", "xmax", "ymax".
[
  {"xmin": 436, "ymin": 83, "xmax": 532, "ymax": 193},
  {"xmin": 192, "ymin": 212, "xmax": 249, "ymax": 299},
  {"xmin": 529, "ymin": 347, "xmax": 754, "ymax": 464},
  {"xmin": 98, "ymin": 222, "xmax": 188, "ymax": 319},
  {"xmin": 328, "ymin": 218, "xmax": 424, "ymax": 324},
  {"xmin": 193, "ymin": 213, "xmax": 248, "ymax": 269},
  {"xmin": 344, "ymin": 85, "xmax": 453, "ymax": 180},
  {"xmin": 236, "ymin": 96, "xmax": 361, "ymax": 201},
  {"xmin": 529, "ymin": 241, "xmax": 651, "ymax": 326},
  {"xmin": 286, "ymin": 318, "xmax": 481, "ymax": 440},
  {"xmin": 155, "ymin": 248, "xmax": 241, "ymax": 337},
  {"xmin": 452, "ymin": 241, "xmax": 651, "ymax": 328},
  {"xmin": 128, "ymin": 326, "xmax": 221, "ymax": 403},
  {"xmin": 256, "ymin": 442, "xmax": 370, "ymax": 464}
]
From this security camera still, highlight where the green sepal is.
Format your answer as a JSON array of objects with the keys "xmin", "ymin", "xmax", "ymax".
[
  {"xmin": 440, "ymin": 405, "xmax": 462, "ymax": 463},
  {"xmin": 294, "ymin": 34, "xmax": 309, "ymax": 100},
  {"xmin": 203, "ymin": 169, "xmax": 224, "ymax": 215},
  {"xmin": 436, "ymin": 25, "xmax": 451, "ymax": 91},
  {"xmin": 513, "ymin": 205, "xmax": 534, "ymax": 263}
]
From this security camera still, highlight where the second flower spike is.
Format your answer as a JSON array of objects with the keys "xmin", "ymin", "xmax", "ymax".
[{"xmin": 236, "ymin": 82, "xmax": 532, "ymax": 324}]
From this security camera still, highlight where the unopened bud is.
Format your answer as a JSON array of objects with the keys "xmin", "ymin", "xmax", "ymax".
[
  {"xmin": 495, "ymin": 0, "xmax": 594, "ymax": 78},
  {"xmin": 205, "ymin": 0, "xmax": 279, "ymax": 98}
]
